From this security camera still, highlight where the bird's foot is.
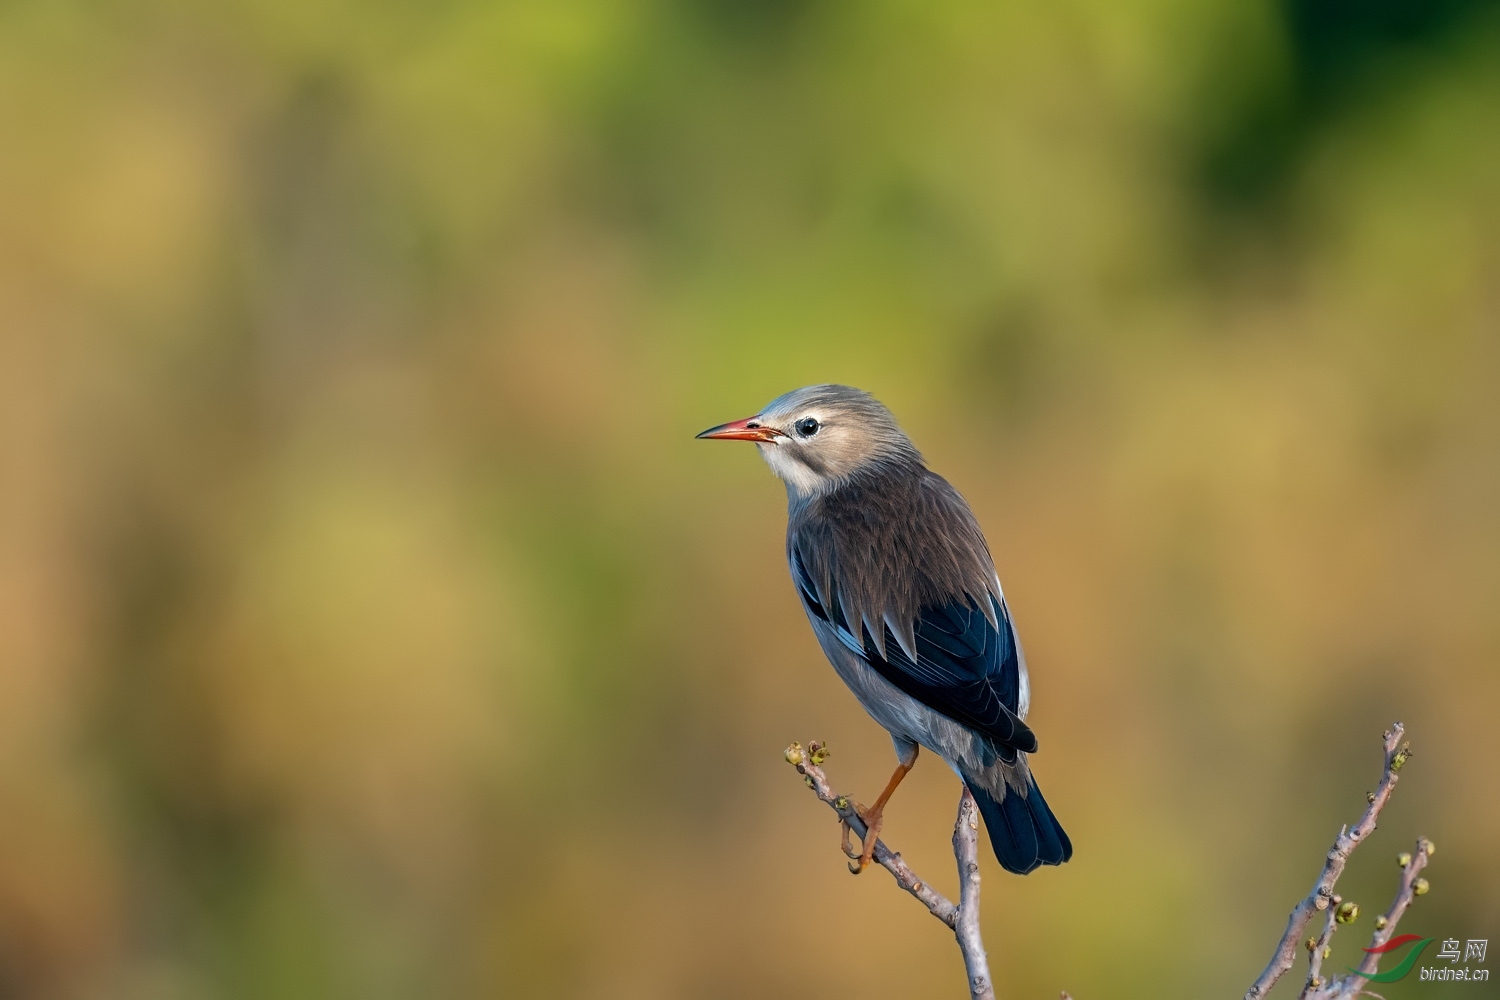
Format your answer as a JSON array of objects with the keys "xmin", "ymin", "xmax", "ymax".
[
  {"xmin": 840, "ymin": 802, "xmax": 885, "ymax": 874},
  {"xmin": 839, "ymin": 809, "xmax": 863, "ymax": 861}
]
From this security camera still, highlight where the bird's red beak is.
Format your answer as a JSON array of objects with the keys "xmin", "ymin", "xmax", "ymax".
[{"xmin": 695, "ymin": 416, "xmax": 784, "ymax": 442}]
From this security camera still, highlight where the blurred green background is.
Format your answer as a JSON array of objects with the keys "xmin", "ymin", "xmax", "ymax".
[{"xmin": 2, "ymin": 1, "xmax": 1498, "ymax": 998}]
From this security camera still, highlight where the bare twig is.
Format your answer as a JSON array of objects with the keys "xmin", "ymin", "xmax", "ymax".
[
  {"xmin": 1245, "ymin": 723, "xmax": 1414, "ymax": 1000},
  {"xmin": 1343, "ymin": 838, "xmax": 1433, "ymax": 986},
  {"xmin": 785, "ymin": 741, "xmax": 994, "ymax": 1000},
  {"xmin": 785, "ymin": 723, "xmax": 1426, "ymax": 1000},
  {"xmin": 1299, "ymin": 893, "xmax": 1341, "ymax": 999},
  {"xmin": 954, "ymin": 787, "xmax": 995, "ymax": 1000},
  {"xmin": 785, "ymin": 742, "xmax": 957, "ymax": 926}
]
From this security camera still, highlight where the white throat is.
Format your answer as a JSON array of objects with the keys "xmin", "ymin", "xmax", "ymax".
[{"xmin": 757, "ymin": 442, "xmax": 828, "ymax": 500}]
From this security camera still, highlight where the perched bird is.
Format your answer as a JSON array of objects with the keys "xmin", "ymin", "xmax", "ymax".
[{"xmin": 698, "ymin": 385, "xmax": 1071, "ymax": 875}]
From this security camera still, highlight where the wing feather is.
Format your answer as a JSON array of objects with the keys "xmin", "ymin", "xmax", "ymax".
[{"xmin": 792, "ymin": 547, "xmax": 1036, "ymax": 754}]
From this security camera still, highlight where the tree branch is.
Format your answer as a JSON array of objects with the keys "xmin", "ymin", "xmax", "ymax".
[
  {"xmin": 952, "ymin": 786, "xmax": 996, "ymax": 1000},
  {"xmin": 785, "ymin": 741, "xmax": 994, "ymax": 1000},
  {"xmin": 1245, "ymin": 723, "xmax": 1418, "ymax": 1000},
  {"xmin": 783, "ymin": 722, "xmax": 1427, "ymax": 1000}
]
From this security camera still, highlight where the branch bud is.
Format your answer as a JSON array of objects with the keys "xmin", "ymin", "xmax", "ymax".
[
  {"xmin": 1322, "ymin": 946, "xmax": 1331, "ymax": 959},
  {"xmin": 1306, "ymin": 937, "xmax": 1318, "ymax": 953},
  {"xmin": 784, "ymin": 742, "xmax": 805, "ymax": 766},
  {"xmin": 1423, "ymin": 840, "xmax": 1435, "ymax": 857},
  {"xmin": 1391, "ymin": 742, "xmax": 1413, "ymax": 771},
  {"xmin": 1413, "ymin": 878, "xmax": 1429, "ymax": 896},
  {"xmin": 808, "ymin": 741, "xmax": 830, "ymax": 765},
  {"xmin": 1336, "ymin": 901, "xmax": 1359, "ymax": 924},
  {"xmin": 1374, "ymin": 916, "xmax": 1388, "ymax": 930},
  {"xmin": 1397, "ymin": 852, "xmax": 1412, "ymax": 868}
]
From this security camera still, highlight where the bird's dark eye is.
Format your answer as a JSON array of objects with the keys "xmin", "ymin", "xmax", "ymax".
[{"xmin": 795, "ymin": 417, "xmax": 820, "ymax": 437}]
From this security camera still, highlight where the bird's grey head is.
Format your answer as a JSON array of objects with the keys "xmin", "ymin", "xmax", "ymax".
[{"xmin": 696, "ymin": 384, "xmax": 921, "ymax": 499}]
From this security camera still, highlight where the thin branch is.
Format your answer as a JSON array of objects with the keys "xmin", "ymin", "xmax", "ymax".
[
  {"xmin": 785, "ymin": 741, "xmax": 994, "ymax": 1000},
  {"xmin": 1245, "ymin": 723, "xmax": 1414, "ymax": 1000},
  {"xmin": 786, "ymin": 742, "xmax": 957, "ymax": 926},
  {"xmin": 953, "ymin": 787, "xmax": 995, "ymax": 1000},
  {"xmin": 1299, "ymin": 892, "xmax": 1341, "ymax": 999}
]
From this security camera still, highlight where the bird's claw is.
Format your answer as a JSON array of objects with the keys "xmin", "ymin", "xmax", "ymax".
[
  {"xmin": 839, "ymin": 817, "xmax": 862, "ymax": 860},
  {"xmin": 839, "ymin": 804, "xmax": 880, "ymax": 872}
]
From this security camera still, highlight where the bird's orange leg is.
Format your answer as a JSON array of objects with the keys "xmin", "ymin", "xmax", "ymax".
[{"xmin": 842, "ymin": 746, "xmax": 919, "ymax": 873}]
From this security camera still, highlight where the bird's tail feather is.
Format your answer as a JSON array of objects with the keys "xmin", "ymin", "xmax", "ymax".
[{"xmin": 965, "ymin": 774, "xmax": 1072, "ymax": 875}]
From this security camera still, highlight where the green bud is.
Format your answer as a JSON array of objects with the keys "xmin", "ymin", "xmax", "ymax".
[
  {"xmin": 1306, "ymin": 937, "xmax": 1318, "ymax": 953},
  {"xmin": 1322, "ymin": 946, "xmax": 1331, "ymax": 959},
  {"xmin": 1413, "ymin": 878, "xmax": 1429, "ymax": 896},
  {"xmin": 1374, "ymin": 916, "xmax": 1388, "ymax": 930},
  {"xmin": 808, "ymin": 741, "xmax": 830, "ymax": 765},
  {"xmin": 833, "ymin": 795, "xmax": 849, "ymax": 811},
  {"xmin": 1397, "ymin": 852, "xmax": 1412, "ymax": 868},
  {"xmin": 1391, "ymin": 742, "xmax": 1413, "ymax": 771},
  {"xmin": 1424, "ymin": 840, "xmax": 1435, "ymax": 857},
  {"xmin": 1336, "ymin": 901, "xmax": 1359, "ymax": 924},
  {"xmin": 784, "ymin": 742, "xmax": 805, "ymax": 766}
]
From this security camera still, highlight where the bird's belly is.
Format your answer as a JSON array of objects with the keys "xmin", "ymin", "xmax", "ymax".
[
  {"xmin": 810, "ymin": 620, "xmax": 1013, "ymax": 781},
  {"xmin": 814, "ymin": 630, "xmax": 947, "ymax": 750},
  {"xmin": 827, "ymin": 647, "xmax": 931, "ymax": 744}
]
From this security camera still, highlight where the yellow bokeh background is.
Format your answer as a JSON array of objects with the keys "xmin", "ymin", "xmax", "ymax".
[{"xmin": 2, "ymin": 2, "xmax": 1497, "ymax": 997}]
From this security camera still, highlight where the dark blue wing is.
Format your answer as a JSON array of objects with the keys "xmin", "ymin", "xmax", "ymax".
[{"xmin": 793, "ymin": 548, "xmax": 1036, "ymax": 756}]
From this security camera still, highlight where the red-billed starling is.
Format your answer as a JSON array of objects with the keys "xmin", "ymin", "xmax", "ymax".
[{"xmin": 698, "ymin": 385, "xmax": 1072, "ymax": 875}]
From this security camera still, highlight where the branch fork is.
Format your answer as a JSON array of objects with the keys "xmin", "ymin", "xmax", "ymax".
[
  {"xmin": 1247, "ymin": 723, "xmax": 1435, "ymax": 1000},
  {"xmin": 781, "ymin": 721, "xmax": 1429, "ymax": 1000}
]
